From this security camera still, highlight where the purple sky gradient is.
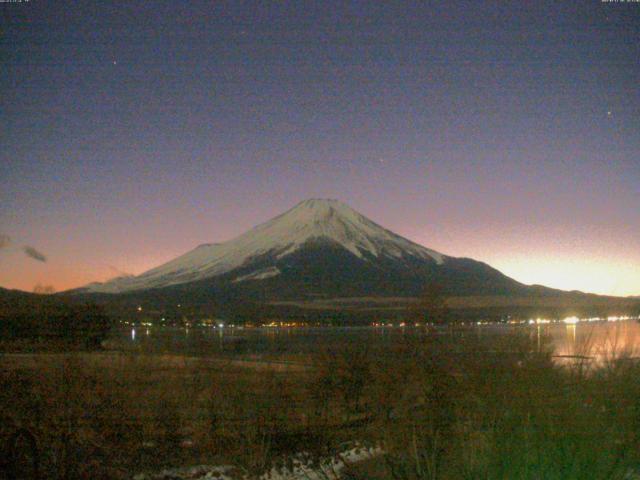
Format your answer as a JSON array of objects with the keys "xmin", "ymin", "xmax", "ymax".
[{"xmin": 1, "ymin": 1, "xmax": 638, "ymax": 295}]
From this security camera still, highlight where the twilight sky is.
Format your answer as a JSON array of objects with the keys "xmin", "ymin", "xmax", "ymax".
[{"xmin": 1, "ymin": 1, "xmax": 639, "ymax": 296}]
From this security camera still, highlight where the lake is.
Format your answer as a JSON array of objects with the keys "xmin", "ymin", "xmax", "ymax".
[{"xmin": 116, "ymin": 318, "xmax": 640, "ymax": 364}]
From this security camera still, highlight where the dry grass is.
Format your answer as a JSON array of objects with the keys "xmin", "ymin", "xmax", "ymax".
[
  {"xmin": 3, "ymin": 327, "xmax": 640, "ymax": 479},
  {"xmin": 0, "ymin": 352, "xmax": 324, "ymax": 479}
]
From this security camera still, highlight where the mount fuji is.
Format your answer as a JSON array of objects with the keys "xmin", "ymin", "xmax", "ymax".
[{"xmin": 78, "ymin": 199, "xmax": 530, "ymax": 299}]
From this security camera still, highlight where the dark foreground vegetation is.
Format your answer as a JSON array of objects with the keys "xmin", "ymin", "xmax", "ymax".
[
  {"xmin": 2, "ymin": 324, "xmax": 640, "ymax": 479},
  {"xmin": 0, "ymin": 292, "xmax": 113, "ymax": 351}
]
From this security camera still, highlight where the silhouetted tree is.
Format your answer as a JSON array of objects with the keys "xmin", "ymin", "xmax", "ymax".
[{"xmin": 33, "ymin": 284, "xmax": 56, "ymax": 294}]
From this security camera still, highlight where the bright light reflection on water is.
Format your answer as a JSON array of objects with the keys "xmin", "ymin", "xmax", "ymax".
[{"xmin": 549, "ymin": 321, "xmax": 640, "ymax": 364}]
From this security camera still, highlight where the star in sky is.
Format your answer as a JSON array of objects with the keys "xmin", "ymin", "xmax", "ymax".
[{"xmin": 1, "ymin": 1, "xmax": 639, "ymax": 296}]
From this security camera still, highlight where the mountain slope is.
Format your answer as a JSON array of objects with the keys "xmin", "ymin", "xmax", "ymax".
[
  {"xmin": 73, "ymin": 198, "xmax": 548, "ymax": 304},
  {"xmin": 82, "ymin": 199, "xmax": 451, "ymax": 294}
]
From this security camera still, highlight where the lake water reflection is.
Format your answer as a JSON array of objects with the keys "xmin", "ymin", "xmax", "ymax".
[
  {"xmin": 547, "ymin": 320, "xmax": 640, "ymax": 361},
  {"xmin": 119, "ymin": 319, "xmax": 640, "ymax": 364}
]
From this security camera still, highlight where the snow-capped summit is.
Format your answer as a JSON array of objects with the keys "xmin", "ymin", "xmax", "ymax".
[{"xmin": 83, "ymin": 199, "xmax": 447, "ymax": 293}]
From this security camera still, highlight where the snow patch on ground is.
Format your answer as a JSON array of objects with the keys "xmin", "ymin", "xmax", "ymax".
[
  {"xmin": 233, "ymin": 266, "xmax": 281, "ymax": 283},
  {"xmin": 133, "ymin": 465, "xmax": 240, "ymax": 480},
  {"xmin": 133, "ymin": 443, "xmax": 383, "ymax": 480},
  {"xmin": 260, "ymin": 444, "xmax": 383, "ymax": 480}
]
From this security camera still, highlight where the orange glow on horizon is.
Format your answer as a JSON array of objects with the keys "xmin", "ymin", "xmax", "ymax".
[
  {"xmin": 1, "ymin": 249, "xmax": 638, "ymax": 297},
  {"xmin": 493, "ymin": 255, "xmax": 640, "ymax": 298},
  {"xmin": 2, "ymin": 221, "xmax": 639, "ymax": 297}
]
